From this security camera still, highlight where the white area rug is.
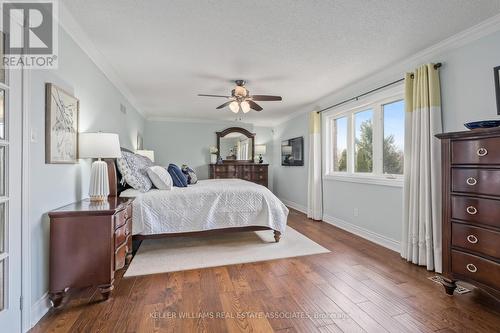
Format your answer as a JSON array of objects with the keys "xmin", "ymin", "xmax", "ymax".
[{"xmin": 124, "ymin": 226, "xmax": 329, "ymax": 277}]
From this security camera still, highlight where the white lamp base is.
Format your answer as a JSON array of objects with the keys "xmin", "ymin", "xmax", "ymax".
[{"xmin": 89, "ymin": 160, "xmax": 109, "ymax": 202}]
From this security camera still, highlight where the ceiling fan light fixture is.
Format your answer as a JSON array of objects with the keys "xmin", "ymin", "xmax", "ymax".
[
  {"xmin": 241, "ymin": 101, "xmax": 251, "ymax": 113},
  {"xmin": 229, "ymin": 101, "xmax": 240, "ymax": 113}
]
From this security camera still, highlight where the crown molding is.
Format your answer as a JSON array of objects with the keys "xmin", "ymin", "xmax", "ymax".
[
  {"xmin": 58, "ymin": 3, "xmax": 145, "ymax": 118},
  {"xmin": 146, "ymin": 115, "xmax": 255, "ymax": 125},
  {"xmin": 273, "ymin": 13, "xmax": 500, "ymax": 127}
]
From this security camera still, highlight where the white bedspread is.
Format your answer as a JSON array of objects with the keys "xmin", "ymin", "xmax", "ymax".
[{"xmin": 120, "ymin": 179, "xmax": 289, "ymax": 236}]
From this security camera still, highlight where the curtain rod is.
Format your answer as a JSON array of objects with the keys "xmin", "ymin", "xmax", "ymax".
[{"xmin": 317, "ymin": 62, "xmax": 442, "ymax": 114}]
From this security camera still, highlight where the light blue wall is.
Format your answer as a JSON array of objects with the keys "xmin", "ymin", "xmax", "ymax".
[
  {"xmin": 29, "ymin": 28, "xmax": 145, "ymax": 306},
  {"xmin": 272, "ymin": 29, "xmax": 500, "ymax": 246}
]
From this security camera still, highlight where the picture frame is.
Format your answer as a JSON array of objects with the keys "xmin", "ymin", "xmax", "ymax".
[
  {"xmin": 281, "ymin": 136, "xmax": 304, "ymax": 166},
  {"xmin": 495, "ymin": 66, "xmax": 500, "ymax": 115},
  {"xmin": 45, "ymin": 83, "xmax": 79, "ymax": 164}
]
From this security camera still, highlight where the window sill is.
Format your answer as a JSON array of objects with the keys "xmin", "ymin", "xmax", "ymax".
[{"xmin": 323, "ymin": 173, "xmax": 404, "ymax": 187}]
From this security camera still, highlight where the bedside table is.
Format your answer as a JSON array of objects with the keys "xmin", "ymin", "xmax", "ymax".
[{"xmin": 48, "ymin": 197, "xmax": 133, "ymax": 307}]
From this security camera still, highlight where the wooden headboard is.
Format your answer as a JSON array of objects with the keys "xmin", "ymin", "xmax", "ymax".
[{"xmin": 105, "ymin": 147, "xmax": 134, "ymax": 197}]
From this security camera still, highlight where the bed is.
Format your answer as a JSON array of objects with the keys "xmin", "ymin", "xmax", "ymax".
[{"xmin": 105, "ymin": 157, "xmax": 289, "ymax": 242}]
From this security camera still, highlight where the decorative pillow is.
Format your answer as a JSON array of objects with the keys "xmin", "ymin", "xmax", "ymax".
[
  {"xmin": 181, "ymin": 164, "xmax": 198, "ymax": 184},
  {"xmin": 116, "ymin": 151, "xmax": 153, "ymax": 192},
  {"xmin": 167, "ymin": 164, "xmax": 188, "ymax": 187},
  {"xmin": 147, "ymin": 166, "xmax": 173, "ymax": 190}
]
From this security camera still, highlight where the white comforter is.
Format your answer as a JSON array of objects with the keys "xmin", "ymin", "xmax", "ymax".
[{"xmin": 120, "ymin": 179, "xmax": 289, "ymax": 236}]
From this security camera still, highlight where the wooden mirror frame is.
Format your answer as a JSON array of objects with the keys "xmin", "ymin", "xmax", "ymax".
[{"xmin": 216, "ymin": 127, "xmax": 255, "ymax": 163}]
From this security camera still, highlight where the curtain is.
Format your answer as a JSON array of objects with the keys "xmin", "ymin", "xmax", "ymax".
[
  {"xmin": 401, "ymin": 64, "xmax": 443, "ymax": 272},
  {"xmin": 307, "ymin": 111, "xmax": 323, "ymax": 220}
]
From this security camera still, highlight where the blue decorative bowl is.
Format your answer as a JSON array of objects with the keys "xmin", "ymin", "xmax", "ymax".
[{"xmin": 464, "ymin": 120, "xmax": 500, "ymax": 130}]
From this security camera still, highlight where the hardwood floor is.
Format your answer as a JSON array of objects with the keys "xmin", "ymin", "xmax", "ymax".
[{"xmin": 32, "ymin": 209, "xmax": 500, "ymax": 333}]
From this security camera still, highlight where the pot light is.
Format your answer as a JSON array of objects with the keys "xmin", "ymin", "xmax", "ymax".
[
  {"xmin": 229, "ymin": 101, "xmax": 240, "ymax": 113},
  {"xmin": 241, "ymin": 101, "xmax": 251, "ymax": 113}
]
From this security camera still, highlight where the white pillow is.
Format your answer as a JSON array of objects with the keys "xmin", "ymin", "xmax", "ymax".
[{"xmin": 147, "ymin": 166, "xmax": 173, "ymax": 190}]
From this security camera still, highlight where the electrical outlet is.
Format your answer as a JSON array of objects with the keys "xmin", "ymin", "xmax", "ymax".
[{"xmin": 353, "ymin": 208, "xmax": 359, "ymax": 217}]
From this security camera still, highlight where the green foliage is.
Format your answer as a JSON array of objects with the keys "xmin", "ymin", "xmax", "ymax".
[
  {"xmin": 383, "ymin": 134, "xmax": 404, "ymax": 174},
  {"xmin": 355, "ymin": 119, "xmax": 373, "ymax": 172}
]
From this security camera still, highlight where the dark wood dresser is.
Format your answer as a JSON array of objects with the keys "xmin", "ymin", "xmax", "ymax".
[
  {"xmin": 209, "ymin": 163, "xmax": 269, "ymax": 187},
  {"xmin": 48, "ymin": 197, "xmax": 133, "ymax": 307},
  {"xmin": 436, "ymin": 127, "xmax": 500, "ymax": 297}
]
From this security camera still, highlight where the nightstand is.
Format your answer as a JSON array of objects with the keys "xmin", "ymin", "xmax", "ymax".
[{"xmin": 48, "ymin": 197, "xmax": 133, "ymax": 307}]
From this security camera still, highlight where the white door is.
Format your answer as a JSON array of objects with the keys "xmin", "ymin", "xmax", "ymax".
[{"xmin": 0, "ymin": 41, "xmax": 23, "ymax": 331}]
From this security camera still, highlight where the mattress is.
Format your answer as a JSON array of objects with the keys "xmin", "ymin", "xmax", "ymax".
[{"xmin": 120, "ymin": 179, "xmax": 289, "ymax": 236}]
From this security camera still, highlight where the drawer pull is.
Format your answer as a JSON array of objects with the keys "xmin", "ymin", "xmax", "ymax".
[
  {"xmin": 466, "ymin": 206, "xmax": 477, "ymax": 215},
  {"xmin": 466, "ymin": 234, "xmax": 478, "ymax": 244},
  {"xmin": 476, "ymin": 148, "xmax": 488, "ymax": 157},
  {"xmin": 466, "ymin": 177, "xmax": 477, "ymax": 186},
  {"xmin": 466, "ymin": 263, "xmax": 477, "ymax": 273}
]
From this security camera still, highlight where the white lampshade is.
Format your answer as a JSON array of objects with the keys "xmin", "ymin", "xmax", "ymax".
[
  {"xmin": 79, "ymin": 132, "xmax": 122, "ymax": 159},
  {"xmin": 255, "ymin": 144, "xmax": 267, "ymax": 155},
  {"xmin": 229, "ymin": 101, "xmax": 240, "ymax": 113},
  {"xmin": 240, "ymin": 101, "xmax": 251, "ymax": 113},
  {"xmin": 282, "ymin": 145, "xmax": 293, "ymax": 154},
  {"xmin": 136, "ymin": 150, "xmax": 155, "ymax": 162}
]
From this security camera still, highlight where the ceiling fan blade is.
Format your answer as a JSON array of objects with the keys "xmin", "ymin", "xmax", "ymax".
[
  {"xmin": 248, "ymin": 100, "xmax": 263, "ymax": 111},
  {"xmin": 250, "ymin": 95, "xmax": 282, "ymax": 101},
  {"xmin": 216, "ymin": 101, "xmax": 233, "ymax": 109},
  {"xmin": 198, "ymin": 94, "xmax": 230, "ymax": 98}
]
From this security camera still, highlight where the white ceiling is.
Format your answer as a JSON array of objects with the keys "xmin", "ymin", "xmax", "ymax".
[{"xmin": 64, "ymin": 0, "xmax": 500, "ymax": 125}]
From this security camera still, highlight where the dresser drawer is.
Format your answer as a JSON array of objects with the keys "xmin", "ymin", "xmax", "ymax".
[
  {"xmin": 451, "ymin": 196, "xmax": 500, "ymax": 228},
  {"xmin": 452, "ymin": 138, "xmax": 500, "ymax": 165},
  {"xmin": 451, "ymin": 250, "xmax": 500, "ymax": 290},
  {"xmin": 252, "ymin": 173, "xmax": 267, "ymax": 181},
  {"xmin": 114, "ymin": 218, "xmax": 131, "ymax": 249},
  {"xmin": 452, "ymin": 223, "xmax": 500, "ymax": 258},
  {"xmin": 253, "ymin": 165, "xmax": 267, "ymax": 173},
  {"xmin": 451, "ymin": 169, "xmax": 500, "ymax": 197}
]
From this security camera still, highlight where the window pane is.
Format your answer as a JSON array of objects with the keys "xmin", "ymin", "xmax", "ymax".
[
  {"xmin": 0, "ymin": 146, "xmax": 4, "ymax": 196},
  {"xmin": 383, "ymin": 100, "xmax": 405, "ymax": 174},
  {"xmin": 0, "ymin": 202, "xmax": 4, "ymax": 254},
  {"xmin": 354, "ymin": 110, "xmax": 373, "ymax": 173},
  {"xmin": 0, "ymin": 89, "xmax": 4, "ymax": 140},
  {"xmin": 333, "ymin": 117, "xmax": 348, "ymax": 172},
  {"xmin": 0, "ymin": 259, "xmax": 4, "ymax": 311}
]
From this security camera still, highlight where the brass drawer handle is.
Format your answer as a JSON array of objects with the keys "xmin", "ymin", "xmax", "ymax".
[
  {"xmin": 466, "ymin": 234, "xmax": 478, "ymax": 244},
  {"xmin": 466, "ymin": 263, "xmax": 477, "ymax": 273},
  {"xmin": 466, "ymin": 206, "xmax": 477, "ymax": 215},
  {"xmin": 477, "ymin": 148, "xmax": 488, "ymax": 157},
  {"xmin": 466, "ymin": 177, "xmax": 477, "ymax": 186}
]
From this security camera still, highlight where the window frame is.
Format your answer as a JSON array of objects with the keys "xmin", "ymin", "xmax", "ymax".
[{"xmin": 323, "ymin": 85, "xmax": 404, "ymax": 187}]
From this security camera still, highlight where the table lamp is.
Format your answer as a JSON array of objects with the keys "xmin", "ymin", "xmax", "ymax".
[
  {"xmin": 79, "ymin": 132, "xmax": 122, "ymax": 201},
  {"xmin": 255, "ymin": 144, "xmax": 267, "ymax": 164}
]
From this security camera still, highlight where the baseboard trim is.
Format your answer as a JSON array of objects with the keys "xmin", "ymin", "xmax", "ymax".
[
  {"xmin": 31, "ymin": 292, "xmax": 50, "ymax": 329},
  {"xmin": 322, "ymin": 214, "xmax": 400, "ymax": 253},
  {"xmin": 279, "ymin": 198, "xmax": 307, "ymax": 214}
]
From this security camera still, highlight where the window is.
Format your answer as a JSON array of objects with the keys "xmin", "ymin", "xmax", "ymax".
[{"xmin": 325, "ymin": 88, "xmax": 404, "ymax": 186}]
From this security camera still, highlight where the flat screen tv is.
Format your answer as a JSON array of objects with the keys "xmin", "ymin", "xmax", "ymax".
[{"xmin": 281, "ymin": 137, "xmax": 304, "ymax": 166}]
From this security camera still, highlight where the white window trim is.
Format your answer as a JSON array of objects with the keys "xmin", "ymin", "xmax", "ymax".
[{"xmin": 322, "ymin": 84, "xmax": 404, "ymax": 187}]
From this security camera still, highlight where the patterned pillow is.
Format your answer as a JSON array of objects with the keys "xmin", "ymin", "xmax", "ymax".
[
  {"xmin": 116, "ymin": 151, "xmax": 153, "ymax": 192},
  {"xmin": 181, "ymin": 164, "xmax": 198, "ymax": 184}
]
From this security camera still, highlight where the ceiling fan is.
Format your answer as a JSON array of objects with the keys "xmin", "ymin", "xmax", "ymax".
[{"xmin": 198, "ymin": 80, "xmax": 282, "ymax": 113}]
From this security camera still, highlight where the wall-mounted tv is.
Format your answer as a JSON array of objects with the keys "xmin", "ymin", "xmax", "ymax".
[{"xmin": 281, "ymin": 136, "xmax": 304, "ymax": 166}]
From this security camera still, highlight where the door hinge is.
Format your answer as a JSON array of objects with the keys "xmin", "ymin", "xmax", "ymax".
[{"xmin": 19, "ymin": 296, "xmax": 23, "ymax": 310}]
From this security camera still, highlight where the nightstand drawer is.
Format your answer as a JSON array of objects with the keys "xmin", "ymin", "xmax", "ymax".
[
  {"xmin": 115, "ymin": 218, "xmax": 131, "ymax": 249},
  {"xmin": 114, "ymin": 205, "xmax": 131, "ymax": 229},
  {"xmin": 452, "ymin": 223, "xmax": 500, "ymax": 258},
  {"xmin": 451, "ymin": 250, "xmax": 500, "ymax": 290},
  {"xmin": 452, "ymin": 137, "xmax": 500, "ymax": 165},
  {"xmin": 451, "ymin": 196, "xmax": 500, "ymax": 228},
  {"xmin": 451, "ymin": 169, "xmax": 500, "ymax": 197}
]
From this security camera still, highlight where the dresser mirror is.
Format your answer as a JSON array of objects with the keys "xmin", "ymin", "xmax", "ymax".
[{"xmin": 216, "ymin": 127, "xmax": 255, "ymax": 162}]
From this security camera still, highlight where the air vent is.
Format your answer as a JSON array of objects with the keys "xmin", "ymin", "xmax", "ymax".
[{"xmin": 120, "ymin": 103, "xmax": 127, "ymax": 114}]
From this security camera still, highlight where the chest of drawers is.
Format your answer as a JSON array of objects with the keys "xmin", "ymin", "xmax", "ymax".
[
  {"xmin": 48, "ymin": 197, "xmax": 133, "ymax": 307},
  {"xmin": 437, "ymin": 128, "xmax": 500, "ymax": 297},
  {"xmin": 209, "ymin": 163, "xmax": 269, "ymax": 187}
]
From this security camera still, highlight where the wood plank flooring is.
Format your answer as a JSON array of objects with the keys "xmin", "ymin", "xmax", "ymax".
[{"xmin": 31, "ymin": 209, "xmax": 500, "ymax": 332}]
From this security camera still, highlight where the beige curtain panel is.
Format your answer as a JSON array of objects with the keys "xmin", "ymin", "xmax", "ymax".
[
  {"xmin": 401, "ymin": 64, "xmax": 443, "ymax": 272},
  {"xmin": 307, "ymin": 111, "xmax": 323, "ymax": 220}
]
